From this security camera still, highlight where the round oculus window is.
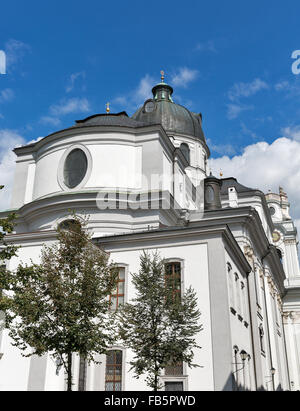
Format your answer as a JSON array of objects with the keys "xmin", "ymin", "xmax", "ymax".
[
  {"xmin": 269, "ymin": 206, "xmax": 276, "ymax": 216},
  {"xmin": 144, "ymin": 100, "xmax": 156, "ymax": 113},
  {"xmin": 63, "ymin": 148, "xmax": 88, "ymax": 189}
]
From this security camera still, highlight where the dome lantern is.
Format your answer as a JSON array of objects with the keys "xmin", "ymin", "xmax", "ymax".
[{"xmin": 132, "ymin": 74, "xmax": 209, "ymax": 152}]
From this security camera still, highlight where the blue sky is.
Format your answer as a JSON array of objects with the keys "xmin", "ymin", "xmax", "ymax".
[{"xmin": 1, "ymin": 0, "xmax": 300, "ymax": 223}]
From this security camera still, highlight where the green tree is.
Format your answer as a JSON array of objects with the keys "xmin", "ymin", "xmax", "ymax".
[
  {"xmin": 117, "ymin": 251, "xmax": 202, "ymax": 391},
  {"xmin": 0, "ymin": 216, "xmax": 118, "ymax": 391},
  {"xmin": 0, "ymin": 185, "xmax": 18, "ymax": 299},
  {"xmin": 0, "ymin": 186, "xmax": 18, "ymax": 263}
]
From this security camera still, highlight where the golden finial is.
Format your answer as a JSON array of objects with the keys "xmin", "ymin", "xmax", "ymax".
[
  {"xmin": 160, "ymin": 70, "xmax": 165, "ymax": 83},
  {"xmin": 220, "ymin": 169, "xmax": 223, "ymax": 177},
  {"xmin": 106, "ymin": 102, "xmax": 110, "ymax": 114}
]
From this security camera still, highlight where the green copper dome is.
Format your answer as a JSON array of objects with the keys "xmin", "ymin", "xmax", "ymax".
[{"xmin": 132, "ymin": 80, "xmax": 207, "ymax": 143}]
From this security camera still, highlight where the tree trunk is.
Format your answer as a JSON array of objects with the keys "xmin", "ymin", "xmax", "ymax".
[
  {"xmin": 154, "ymin": 363, "xmax": 159, "ymax": 391},
  {"xmin": 154, "ymin": 374, "xmax": 158, "ymax": 391},
  {"xmin": 67, "ymin": 352, "xmax": 72, "ymax": 391}
]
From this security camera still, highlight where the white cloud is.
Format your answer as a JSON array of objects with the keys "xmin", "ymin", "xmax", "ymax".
[
  {"xmin": 195, "ymin": 40, "xmax": 217, "ymax": 53},
  {"xmin": 4, "ymin": 39, "xmax": 30, "ymax": 72},
  {"xmin": 227, "ymin": 103, "xmax": 253, "ymax": 120},
  {"xmin": 134, "ymin": 74, "xmax": 155, "ymax": 102},
  {"xmin": 281, "ymin": 126, "xmax": 300, "ymax": 141},
  {"xmin": 171, "ymin": 67, "xmax": 199, "ymax": 88},
  {"xmin": 113, "ymin": 69, "xmax": 198, "ymax": 113},
  {"xmin": 39, "ymin": 97, "xmax": 91, "ymax": 129},
  {"xmin": 274, "ymin": 79, "xmax": 300, "ymax": 96},
  {"xmin": 113, "ymin": 96, "xmax": 127, "ymax": 106},
  {"xmin": 40, "ymin": 116, "xmax": 61, "ymax": 126},
  {"xmin": 0, "ymin": 88, "xmax": 14, "ymax": 103},
  {"xmin": 207, "ymin": 138, "xmax": 236, "ymax": 156},
  {"xmin": 49, "ymin": 97, "xmax": 90, "ymax": 116},
  {"xmin": 228, "ymin": 78, "xmax": 269, "ymax": 102},
  {"xmin": 26, "ymin": 136, "xmax": 43, "ymax": 145},
  {"xmin": 210, "ymin": 133, "xmax": 300, "ymax": 221},
  {"xmin": 113, "ymin": 74, "xmax": 155, "ymax": 112},
  {"xmin": 66, "ymin": 72, "xmax": 86, "ymax": 93},
  {"xmin": 274, "ymin": 81, "xmax": 290, "ymax": 91},
  {"xmin": 0, "ymin": 130, "xmax": 25, "ymax": 211}
]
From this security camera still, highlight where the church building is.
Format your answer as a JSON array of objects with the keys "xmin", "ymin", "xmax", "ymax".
[{"xmin": 0, "ymin": 74, "xmax": 299, "ymax": 391}]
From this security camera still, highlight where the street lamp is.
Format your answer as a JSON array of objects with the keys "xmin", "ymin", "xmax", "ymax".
[
  {"xmin": 265, "ymin": 367, "xmax": 276, "ymax": 390},
  {"xmin": 240, "ymin": 350, "xmax": 248, "ymax": 362}
]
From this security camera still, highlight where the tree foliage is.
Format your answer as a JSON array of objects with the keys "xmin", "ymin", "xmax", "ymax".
[
  {"xmin": 0, "ymin": 186, "xmax": 18, "ymax": 263},
  {"xmin": 0, "ymin": 185, "xmax": 18, "ymax": 334},
  {"xmin": 0, "ymin": 215, "xmax": 118, "ymax": 391},
  {"xmin": 117, "ymin": 251, "xmax": 202, "ymax": 391}
]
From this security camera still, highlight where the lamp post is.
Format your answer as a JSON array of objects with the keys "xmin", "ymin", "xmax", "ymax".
[
  {"xmin": 240, "ymin": 351, "xmax": 247, "ymax": 390},
  {"xmin": 271, "ymin": 367, "xmax": 276, "ymax": 391},
  {"xmin": 265, "ymin": 367, "xmax": 276, "ymax": 391}
]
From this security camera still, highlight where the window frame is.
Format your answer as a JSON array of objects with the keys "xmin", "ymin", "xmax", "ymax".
[
  {"xmin": 163, "ymin": 258, "xmax": 184, "ymax": 300},
  {"xmin": 109, "ymin": 264, "xmax": 128, "ymax": 312},
  {"xmin": 162, "ymin": 376, "xmax": 188, "ymax": 391},
  {"xmin": 58, "ymin": 144, "xmax": 92, "ymax": 191},
  {"xmin": 104, "ymin": 349, "xmax": 124, "ymax": 392},
  {"xmin": 180, "ymin": 143, "xmax": 190, "ymax": 164}
]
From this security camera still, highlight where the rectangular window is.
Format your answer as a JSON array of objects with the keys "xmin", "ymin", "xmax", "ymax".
[
  {"xmin": 165, "ymin": 362, "xmax": 183, "ymax": 376},
  {"xmin": 109, "ymin": 267, "xmax": 125, "ymax": 311},
  {"xmin": 105, "ymin": 350, "xmax": 123, "ymax": 391},
  {"xmin": 164, "ymin": 262, "xmax": 181, "ymax": 299},
  {"xmin": 165, "ymin": 381, "xmax": 184, "ymax": 391}
]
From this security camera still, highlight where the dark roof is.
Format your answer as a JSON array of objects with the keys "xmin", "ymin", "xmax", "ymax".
[
  {"xmin": 131, "ymin": 82, "xmax": 208, "ymax": 144},
  {"xmin": 14, "ymin": 112, "xmax": 158, "ymax": 152},
  {"xmin": 220, "ymin": 177, "xmax": 257, "ymax": 195},
  {"xmin": 74, "ymin": 111, "xmax": 152, "ymax": 128}
]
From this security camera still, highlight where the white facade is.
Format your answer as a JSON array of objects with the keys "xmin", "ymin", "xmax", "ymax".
[{"xmin": 0, "ymin": 81, "xmax": 299, "ymax": 391}]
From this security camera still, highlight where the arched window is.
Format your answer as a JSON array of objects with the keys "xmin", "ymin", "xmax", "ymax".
[
  {"xmin": 180, "ymin": 143, "xmax": 190, "ymax": 164},
  {"xmin": 105, "ymin": 350, "xmax": 123, "ymax": 391},
  {"xmin": 58, "ymin": 219, "xmax": 81, "ymax": 232},
  {"xmin": 109, "ymin": 267, "xmax": 125, "ymax": 311},
  {"xmin": 164, "ymin": 261, "xmax": 181, "ymax": 300}
]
